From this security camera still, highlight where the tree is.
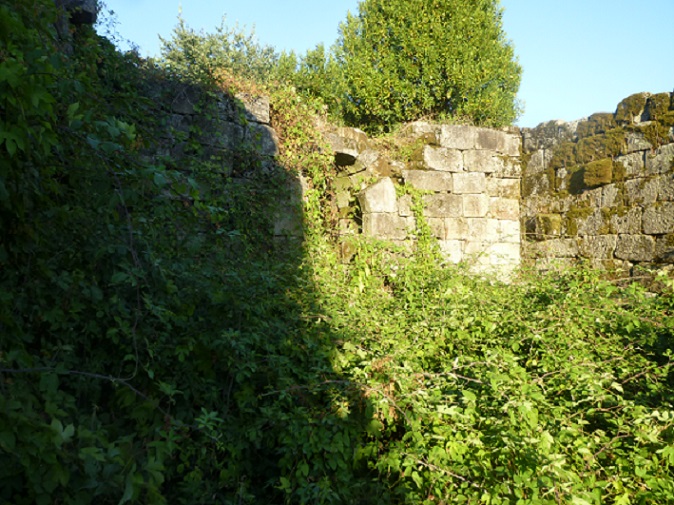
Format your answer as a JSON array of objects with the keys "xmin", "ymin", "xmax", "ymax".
[{"xmin": 335, "ymin": 0, "xmax": 522, "ymax": 131}]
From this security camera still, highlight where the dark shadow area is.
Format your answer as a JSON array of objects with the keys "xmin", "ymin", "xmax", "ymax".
[{"xmin": 0, "ymin": 8, "xmax": 382, "ymax": 504}]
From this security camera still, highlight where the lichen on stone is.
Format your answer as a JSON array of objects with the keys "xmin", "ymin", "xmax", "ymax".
[{"xmin": 584, "ymin": 158, "xmax": 613, "ymax": 187}]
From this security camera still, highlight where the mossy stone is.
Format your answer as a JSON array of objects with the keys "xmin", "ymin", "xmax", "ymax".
[
  {"xmin": 536, "ymin": 213, "xmax": 562, "ymax": 238},
  {"xmin": 584, "ymin": 158, "xmax": 613, "ymax": 187},
  {"xmin": 647, "ymin": 92, "xmax": 671, "ymax": 120},
  {"xmin": 615, "ymin": 92, "xmax": 649, "ymax": 124},
  {"xmin": 576, "ymin": 113, "xmax": 617, "ymax": 139}
]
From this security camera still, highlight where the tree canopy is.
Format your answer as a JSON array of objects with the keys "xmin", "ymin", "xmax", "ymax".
[{"xmin": 335, "ymin": 0, "xmax": 522, "ymax": 131}]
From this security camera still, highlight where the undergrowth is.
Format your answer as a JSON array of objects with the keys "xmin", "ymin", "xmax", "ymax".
[{"xmin": 0, "ymin": 2, "xmax": 673, "ymax": 505}]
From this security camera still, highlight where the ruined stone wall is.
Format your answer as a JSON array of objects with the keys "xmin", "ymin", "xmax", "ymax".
[
  {"xmin": 521, "ymin": 92, "xmax": 674, "ymax": 272},
  {"xmin": 327, "ymin": 122, "xmax": 522, "ymax": 276}
]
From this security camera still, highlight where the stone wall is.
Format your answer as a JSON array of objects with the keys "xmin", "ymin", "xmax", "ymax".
[
  {"xmin": 327, "ymin": 123, "xmax": 522, "ymax": 276},
  {"xmin": 521, "ymin": 92, "xmax": 674, "ymax": 272}
]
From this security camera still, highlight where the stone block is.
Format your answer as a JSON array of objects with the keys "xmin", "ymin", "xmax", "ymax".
[
  {"xmin": 657, "ymin": 174, "xmax": 674, "ymax": 201},
  {"xmin": 584, "ymin": 158, "xmax": 613, "ymax": 187},
  {"xmin": 489, "ymin": 197, "xmax": 519, "ymax": 220},
  {"xmin": 479, "ymin": 129, "xmax": 520, "ymax": 156},
  {"xmin": 578, "ymin": 235, "xmax": 618, "ymax": 259},
  {"xmin": 643, "ymin": 202, "xmax": 674, "ymax": 234},
  {"xmin": 422, "ymin": 194, "xmax": 462, "ymax": 218},
  {"xmin": 486, "ymin": 242, "xmax": 521, "ymax": 265},
  {"xmin": 488, "ymin": 219, "xmax": 520, "ymax": 243},
  {"xmin": 602, "ymin": 184, "xmax": 620, "ymax": 207},
  {"xmin": 202, "ymin": 121, "xmax": 245, "ymax": 150},
  {"xmin": 427, "ymin": 218, "xmax": 447, "ymax": 239},
  {"xmin": 402, "ymin": 170, "xmax": 453, "ymax": 192},
  {"xmin": 616, "ymin": 152, "xmax": 646, "ymax": 178},
  {"xmin": 327, "ymin": 127, "xmax": 369, "ymax": 166},
  {"xmin": 398, "ymin": 194, "xmax": 414, "ymax": 217},
  {"xmin": 487, "ymin": 178, "xmax": 520, "ymax": 199},
  {"xmin": 654, "ymin": 234, "xmax": 674, "ymax": 262},
  {"xmin": 439, "ymin": 125, "xmax": 477, "ymax": 150},
  {"xmin": 358, "ymin": 177, "xmax": 398, "ymax": 214},
  {"xmin": 453, "ymin": 172, "xmax": 486, "ymax": 194},
  {"xmin": 523, "ymin": 239, "xmax": 578, "ymax": 258},
  {"xmin": 236, "ymin": 93, "xmax": 270, "ymax": 124},
  {"xmin": 575, "ymin": 209, "xmax": 607, "ymax": 236},
  {"xmin": 362, "ymin": 213, "xmax": 412, "ymax": 240},
  {"xmin": 247, "ymin": 123, "xmax": 279, "ymax": 157},
  {"xmin": 610, "ymin": 207, "xmax": 642, "ymax": 234},
  {"xmin": 422, "ymin": 145, "xmax": 463, "ymax": 172},
  {"xmin": 463, "ymin": 194, "xmax": 489, "ymax": 218},
  {"xmin": 625, "ymin": 132, "xmax": 652, "ymax": 153},
  {"xmin": 522, "ymin": 172, "xmax": 550, "ymax": 197},
  {"xmin": 624, "ymin": 178, "xmax": 658, "ymax": 206},
  {"xmin": 615, "ymin": 235, "xmax": 655, "ymax": 262},
  {"xmin": 466, "ymin": 218, "xmax": 488, "ymax": 238},
  {"xmin": 535, "ymin": 214, "xmax": 563, "ymax": 239},
  {"xmin": 445, "ymin": 218, "xmax": 468, "ymax": 239},
  {"xmin": 463, "ymin": 150, "xmax": 505, "ymax": 173},
  {"xmin": 438, "ymin": 240, "xmax": 464, "ymax": 263},
  {"xmin": 646, "ymin": 144, "xmax": 674, "ymax": 175},
  {"xmin": 494, "ymin": 158, "xmax": 521, "ymax": 179},
  {"xmin": 526, "ymin": 149, "xmax": 553, "ymax": 175}
]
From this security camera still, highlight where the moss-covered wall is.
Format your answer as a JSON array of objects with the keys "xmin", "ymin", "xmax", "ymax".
[{"xmin": 521, "ymin": 91, "xmax": 674, "ymax": 272}]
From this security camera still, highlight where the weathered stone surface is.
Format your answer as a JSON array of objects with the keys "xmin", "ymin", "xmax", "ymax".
[
  {"xmin": 646, "ymin": 144, "xmax": 674, "ymax": 175},
  {"xmin": 616, "ymin": 152, "xmax": 646, "ymax": 177},
  {"xmin": 438, "ymin": 240, "xmax": 464, "ymax": 263},
  {"xmin": 624, "ymin": 178, "xmax": 658, "ymax": 206},
  {"xmin": 489, "ymin": 219, "xmax": 521, "ymax": 244},
  {"xmin": 475, "ymin": 129, "xmax": 520, "ymax": 157},
  {"xmin": 247, "ymin": 123, "xmax": 279, "ymax": 157},
  {"xmin": 489, "ymin": 197, "xmax": 519, "ymax": 220},
  {"xmin": 494, "ymin": 158, "xmax": 521, "ymax": 179},
  {"xmin": 643, "ymin": 202, "xmax": 674, "ymax": 234},
  {"xmin": 463, "ymin": 194, "xmax": 489, "ymax": 218},
  {"xmin": 601, "ymin": 184, "xmax": 620, "ymax": 207},
  {"xmin": 427, "ymin": 218, "xmax": 447, "ymax": 239},
  {"xmin": 58, "ymin": 0, "xmax": 97, "ymax": 24},
  {"xmin": 524, "ymin": 239, "xmax": 578, "ymax": 258},
  {"xmin": 202, "ymin": 121, "xmax": 245, "ymax": 150},
  {"xmin": 654, "ymin": 235, "xmax": 674, "ymax": 262},
  {"xmin": 358, "ymin": 177, "xmax": 398, "ymax": 214},
  {"xmin": 402, "ymin": 170, "xmax": 453, "ymax": 192},
  {"xmin": 463, "ymin": 150, "xmax": 504, "ymax": 173},
  {"xmin": 422, "ymin": 145, "xmax": 463, "ymax": 172},
  {"xmin": 658, "ymin": 174, "xmax": 674, "ymax": 201},
  {"xmin": 466, "ymin": 218, "xmax": 488, "ymax": 238},
  {"xmin": 522, "ymin": 172, "xmax": 550, "ymax": 197},
  {"xmin": 535, "ymin": 213, "xmax": 562, "ymax": 239},
  {"xmin": 578, "ymin": 235, "xmax": 618, "ymax": 259},
  {"xmin": 610, "ymin": 207, "xmax": 642, "ymax": 234},
  {"xmin": 362, "ymin": 213, "xmax": 413, "ymax": 240},
  {"xmin": 422, "ymin": 194, "xmax": 462, "ymax": 218},
  {"xmin": 526, "ymin": 149, "xmax": 553, "ymax": 175},
  {"xmin": 327, "ymin": 127, "xmax": 368, "ymax": 166},
  {"xmin": 445, "ymin": 218, "xmax": 468, "ymax": 239},
  {"xmin": 236, "ymin": 94, "xmax": 271, "ymax": 124},
  {"xmin": 439, "ymin": 125, "xmax": 477, "ymax": 150},
  {"xmin": 486, "ymin": 242, "xmax": 521, "ymax": 265},
  {"xmin": 584, "ymin": 158, "xmax": 613, "ymax": 187},
  {"xmin": 487, "ymin": 178, "xmax": 520, "ymax": 199},
  {"xmin": 397, "ymin": 194, "xmax": 414, "ymax": 217},
  {"xmin": 171, "ymin": 85, "xmax": 201, "ymax": 115},
  {"xmin": 615, "ymin": 234, "xmax": 655, "ymax": 262},
  {"xmin": 625, "ymin": 132, "xmax": 652, "ymax": 153},
  {"xmin": 575, "ymin": 209, "xmax": 607, "ymax": 236},
  {"xmin": 453, "ymin": 172, "xmax": 486, "ymax": 194}
]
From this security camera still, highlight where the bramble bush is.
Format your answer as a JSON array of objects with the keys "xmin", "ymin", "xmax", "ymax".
[{"xmin": 1, "ymin": 1, "xmax": 673, "ymax": 504}]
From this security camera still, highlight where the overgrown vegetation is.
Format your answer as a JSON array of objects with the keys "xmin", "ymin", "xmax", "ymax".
[{"xmin": 1, "ymin": 1, "xmax": 673, "ymax": 504}]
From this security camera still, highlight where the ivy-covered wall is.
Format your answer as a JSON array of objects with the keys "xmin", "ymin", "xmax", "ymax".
[{"xmin": 521, "ymin": 92, "xmax": 674, "ymax": 272}]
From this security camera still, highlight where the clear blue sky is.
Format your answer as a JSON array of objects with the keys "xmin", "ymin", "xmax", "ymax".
[{"xmin": 98, "ymin": 0, "xmax": 674, "ymax": 128}]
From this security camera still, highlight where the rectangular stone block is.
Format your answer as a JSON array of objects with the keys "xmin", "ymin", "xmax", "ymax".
[
  {"xmin": 486, "ymin": 242, "xmax": 521, "ymax": 265},
  {"xmin": 402, "ymin": 170, "xmax": 453, "ymax": 192},
  {"xmin": 439, "ymin": 125, "xmax": 477, "ymax": 150},
  {"xmin": 487, "ymin": 178, "xmax": 520, "ymax": 199},
  {"xmin": 463, "ymin": 149, "xmax": 504, "ymax": 173},
  {"xmin": 475, "ymin": 129, "xmax": 521, "ymax": 156},
  {"xmin": 453, "ymin": 172, "xmax": 486, "ymax": 194},
  {"xmin": 523, "ymin": 239, "xmax": 578, "ymax": 258},
  {"xmin": 427, "ymin": 217, "xmax": 447, "ymax": 239},
  {"xmin": 422, "ymin": 145, "xmax": 463, "ymax": 172},
  {"xmin": 445, "ymin": 218, "xmax": 468, "ymax": 239},
  {"xmin": 616, "ymin": 152, "xmax": 646, "ymax": 178},
  {"xmin": 615, "ymin": 234, "xmax": 655, "ymax": 262},
  {"xmin": 624, "ymin": 178, "xmax": 658, "ymax": 206},
  {"xmin": 646, "ymin": 144, "xmax": 674, "ymax": 175},
  {"xmin": 358, "ymin": 177, "xmax": 398, "ymax": 213},
  {"xmin": 489, "ymin": 197, "xmax": 519, "ymax": 220},
  {"xmin": 643, "ymin": 202, "xmax": 674, "ymax": 234},
  {"xmin": 488, "ymin": 219, "xmax": 521, "ymax": 243},
  {"xmin": 578, "ymin": 235, "xmax": 618, "ymax": 259},
  {"xmin": 657, "ymin": 174, "xmax": 674, "ymax": 201},
  {"xmin": 422, "ymin": 194, "xmax": 462, "ymax": 218},
  {"xmin": 462, "ymin": 194, "xmax": 489, "ymax": 218},
  {"xmin": 493, "ymin": 158, "xmax": 521, "ymax": 179},
  {"xmin": 466, "ymin": 218, "xmax": 488, "ymax": 238},
  {"xmin": 362, "ymin": 213, "xmax": 412, "ymax": 240},
  {"xmin": 438, "ymin": 239, "xmax": 464, "ymax": 263},
  {"xmin": 609, "ymin": 207, "xmax": 642, "ymax": 234}
]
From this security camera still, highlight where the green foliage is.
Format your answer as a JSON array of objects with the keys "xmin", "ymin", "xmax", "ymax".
[
  {"xmin": 334, "ymin": 0, "xmax": 522, "ymax": 132},
  {"xmin": 2, "ymin": 2, "xmax": 674, "ymax": 505},
  {"xmin": 159, "ymin": 14, "xmax": 279, "ymax": 85}
]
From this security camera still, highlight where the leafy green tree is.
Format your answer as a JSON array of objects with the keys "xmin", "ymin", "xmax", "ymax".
[
  {"xmin": 335, "ymin": 0, "xmax": 522, "ymax": 131},
  {"xmin": 160, "ymin": 14, "xmax": 279, "ymax": 84}
]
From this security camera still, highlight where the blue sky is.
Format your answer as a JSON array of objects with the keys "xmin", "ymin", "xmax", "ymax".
[{"xmin": 98, "ymin": 0, "xmax": 674, "ymax": 128}]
